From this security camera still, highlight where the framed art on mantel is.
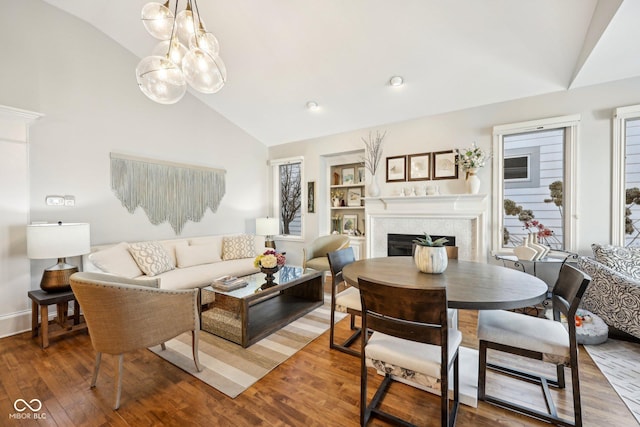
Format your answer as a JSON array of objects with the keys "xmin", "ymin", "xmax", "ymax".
[
  {"xmin": 386, "ymin": 156, "xmax": 406, "ymax": 182},
  {"xmin": 432, "ymin": 150, "xmax": 458, "ymax": 180},
  {"xmin": 408, "ymin": 153, "xmax": 431, "ymax": 181}
]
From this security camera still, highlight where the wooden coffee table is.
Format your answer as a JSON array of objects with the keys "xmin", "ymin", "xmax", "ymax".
[{"xmin": 200, "ymin": 266, "xmax": 323, "ymax": 347}]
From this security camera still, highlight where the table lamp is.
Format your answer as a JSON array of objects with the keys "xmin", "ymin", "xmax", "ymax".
[
  {"xmin": 27, "ymin": 222, "xmax": 91, "ymax": 292},
  {"xmin": 256, "ymin": 217, "xmax": 279, "ymax": 249}
]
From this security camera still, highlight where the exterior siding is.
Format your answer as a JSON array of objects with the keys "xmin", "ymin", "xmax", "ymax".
[{"xmin": 504, "ymin": 129, "xmax": 564, "ymax": 249}]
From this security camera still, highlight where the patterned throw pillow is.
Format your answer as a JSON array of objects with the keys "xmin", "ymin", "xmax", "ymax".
[
  {"xmin": 128, "ymin": 242, "xmax": 175, "ymax": 277},
  {"xmin": 592, "ymin": 243, "xmax": 640, "ymax": 280},
  {"xmin": 222, "ymin": 235, "xmax": 256, "ymax": 260}
]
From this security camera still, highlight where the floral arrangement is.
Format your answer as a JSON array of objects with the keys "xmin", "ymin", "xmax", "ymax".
[
  {"xmin": 362, "ymin": 130, "xmax": 385, "ymax": 175},
  {"xmin": 455, "ymin": 142, "xmax": 490, "ymax": 171},
  {"xmin": 330, "ymin": 189, "xmax": 344, "ymax": 200},
  {"xmin": 254, "ymin": 250, "xmax": 286, "ymax": 269}
]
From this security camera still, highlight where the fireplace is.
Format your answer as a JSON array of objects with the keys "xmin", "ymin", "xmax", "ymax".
[
  {"xmin": 365, "ymin": 194, "xmax": 488, "ymax": 261},
  {"xmin": 387, "ymin": 233, "xmax": 456, "ymax": 256}
]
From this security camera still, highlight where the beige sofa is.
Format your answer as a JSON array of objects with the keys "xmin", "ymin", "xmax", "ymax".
[{"xmin": 83, "ymin": 234, "xmax": 267, "ymax": 290}]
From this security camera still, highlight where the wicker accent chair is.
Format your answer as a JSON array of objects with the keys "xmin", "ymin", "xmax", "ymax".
[
  {"xmin": 69, "ymin": 272, "xmax": 202, "ymax": 410},
  {"xmin": 477, "ymin": 264, "xmax": 591, "ymax": 427},
  {"xmin": 327, "ymin": 247, "xmax": 361, "ymax": 356},
  {"xmin": 358, "ymin": 277, "xmax": 460, "ymax": 427},
  {"xmin": 302, "ymin": 234, "xmax": 350, "ymax": 272}
]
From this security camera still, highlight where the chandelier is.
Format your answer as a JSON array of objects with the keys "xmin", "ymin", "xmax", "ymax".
[{"xmin": 136, "ymin": 0, "xmax": 227, "ymax": 104}]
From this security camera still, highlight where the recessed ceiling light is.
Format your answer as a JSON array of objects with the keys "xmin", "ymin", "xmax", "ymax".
[
  {"xmin": 389, "ymin": 76, "xmax": 404, "ymax": 87},
  {"xmin": 306, "ymin": 101, "xmax": 319, "ymax": 111}
]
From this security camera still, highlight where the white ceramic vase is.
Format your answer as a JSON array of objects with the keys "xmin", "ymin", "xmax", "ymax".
[
  {"xmin": 368, "ymin": 173, "xmax": 381, "ymax": 197},
  {"xmin": 466, "ymin": 168, "xmax": 480, "ymax": 194},
  {"xmin": 414, "ymin": 245, "xmax": 448, "ymax": 274},
  {"xmin": 513, "ymin": 236, "xmax": 538, "ymax": 261}
]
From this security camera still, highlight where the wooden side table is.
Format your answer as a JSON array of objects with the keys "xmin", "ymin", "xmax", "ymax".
[{"xmin": 27, "ymin": 289, "xmax": 87, "ymax": 349}]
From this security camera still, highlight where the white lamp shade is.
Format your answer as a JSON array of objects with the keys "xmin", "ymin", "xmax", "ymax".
[
  {"xmin": 256, "ymin": 218, "xmax": 279, "ymax": 236},
  {"xmin": 27, "ymin": 223, "xmax": 91, "ymax": 259}
]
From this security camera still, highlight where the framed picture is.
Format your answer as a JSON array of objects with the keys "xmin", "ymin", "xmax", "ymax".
[
  {"xmin": 357, "ymin": 166, "xmax": 365, "ymax": 184},
  {"xmin": 386, "ymin": 155, "xmax": 406, "ymax": 182},
  {"xmin": 347, "ymin": 187, "xmax": 362, "ymax": 206},
  {"xmin": 408, "ymin": 153, "xmax": 431, "ymax": 181},
  {"xmin": 432, "ymin": 150, "xmax": 458, "ymax": 180},
  {"xmin": 342, "ymin": 167, "xmax": 355, "ymax": 185},
  {"xmin": 342, "ymin": 214, "xmax": 358, "ymax": 234},
  {"xmin": 307, "ymin": 181, "xmax": 315, "ymax": 213}
]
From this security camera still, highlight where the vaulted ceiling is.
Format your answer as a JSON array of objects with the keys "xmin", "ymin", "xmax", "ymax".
[{"xmin": 42, "ymin": 0, "xmax": 640, "ymax": 146}]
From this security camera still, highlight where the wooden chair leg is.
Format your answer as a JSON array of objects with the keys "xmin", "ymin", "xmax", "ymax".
[
  {"xmin": 114, "ymin": 354, "xmax": 123, "ymax": 410},
  {"xmin": 91, "ymin": 352, "xmax": 102, "ymax": 388},
  {"xmin": 557, "ymin": 363, "xmax": 566, "ymax": 388},
  {"xmin": 477, "ymin": 341, "xmax": 487, "ymax": 400},
  {"xmin": 192, "ymin": 329, "xmax": 202, "ymax": 372}
]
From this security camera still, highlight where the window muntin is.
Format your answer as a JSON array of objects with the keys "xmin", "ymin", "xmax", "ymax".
[{"xmin": 270, "ymin": 157, "xmax": 304, "ymax": 238}]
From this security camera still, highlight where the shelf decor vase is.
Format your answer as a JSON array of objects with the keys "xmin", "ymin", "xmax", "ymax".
[
  {"xmin": 259, "ymin": 266, "xmax": 280, "ymax": 290},
  {"xmin": 367, "ymin": 173, "xmax": 381, "ymax": 197},
  {"xmin": 513, "ymin": 236, "xmax": 538, "ymax": 261},
  {"xmin": 465, "ymin": 168, "xmax": 480, "ymax": 194},
  {"xmin": 414, "ymin": 245, "xmax": 448, "ymax": 274}
]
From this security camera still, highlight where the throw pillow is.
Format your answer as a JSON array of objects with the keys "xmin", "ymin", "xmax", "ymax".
[
  {"xmin": 592, "ymin": 243, "xmax": 640, "ymax": 280},
  {"xmin": 176, "ymin": 243, "xmax": 222, "ymax": 268},
  {"xmin": 128, "ymin": 241, "xmax": 175, "ymax": 277},
  {"xmin": 88, "ymin": 242, "xmax": 144, "ymax": 279},
  {"xmin": 222, "ymin": 235, "xmax": 256, "ymax": 260}
]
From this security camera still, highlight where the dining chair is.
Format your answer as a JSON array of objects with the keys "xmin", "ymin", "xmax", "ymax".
[
  {"xmin": 327, "ymin": 247, "xmax": 361, "ymax": 356},
  {"xmin": 477, "ymin": 263, "xmax": 591, "ymax": 427},
  {"xmin": 70, "ymin": 272, "xmax": 202, "ymax": 410},
  {"xmin": 358, "ymin": 277, "xmax": 460, "ymax": 427}
]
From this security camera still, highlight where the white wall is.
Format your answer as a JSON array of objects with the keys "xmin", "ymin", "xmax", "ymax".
[
  {"xmin": 0, "ymin": 0, "xmax": 269, "ymax": 335},
  {"xmin": 270, "ymin": 76, "xmax": 640, "ymax": 261}
]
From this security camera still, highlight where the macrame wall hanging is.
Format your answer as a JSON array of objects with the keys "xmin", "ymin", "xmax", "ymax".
[{"xmin": 110, "ymin": 153, "xmax": 226, "ymax": 235}]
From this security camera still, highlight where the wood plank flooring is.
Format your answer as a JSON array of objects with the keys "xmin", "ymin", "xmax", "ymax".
[{"xmin": 0, "ymin": 309, "xmax": 636, "ymax": 426}]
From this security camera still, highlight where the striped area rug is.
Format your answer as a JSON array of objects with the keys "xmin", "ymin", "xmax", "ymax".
[
  {"xmin": 149, "ymin": 303, "xmax": 346, "ymax": 398},
  {"xmin": 584, "ymin": 339, "xmax": 640, "ymax": 424}
]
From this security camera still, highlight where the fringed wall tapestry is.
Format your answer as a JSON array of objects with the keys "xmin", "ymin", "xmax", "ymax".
[{"xmin": 110, "ymin": 153, "xmax": 226, "ymax": 235}]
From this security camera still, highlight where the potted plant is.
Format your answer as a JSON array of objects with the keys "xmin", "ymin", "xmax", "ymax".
[{"xmin": 413, "ymin": 233, "xmax": 449, "ymax": 274}]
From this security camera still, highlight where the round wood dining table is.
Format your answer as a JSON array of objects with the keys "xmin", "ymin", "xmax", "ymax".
[{"xmin": 342, "ymin": 257, "xmax": 548, "ymax": 310}]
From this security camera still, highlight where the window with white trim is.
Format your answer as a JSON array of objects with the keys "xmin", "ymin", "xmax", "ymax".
[
  {"xmin": 492, "ymin": 115, "xmax": 579, "ymax": 253},
  {"xmin": 270, "ymin": 157, "xmax": 304, "ymax": 237},
  {"xmin": 612, "ymin": 105, "xmax": 640, "ymax": 247}
]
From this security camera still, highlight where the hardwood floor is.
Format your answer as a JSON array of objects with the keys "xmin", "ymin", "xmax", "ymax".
[{"xmin": 0, "ymin": 309, "xmax": 636, "ymax": 426}]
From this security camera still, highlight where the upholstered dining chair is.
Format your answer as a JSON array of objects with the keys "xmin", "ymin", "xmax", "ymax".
[
  {"xmin": 477, "ymin": 264, "xmax": 591, "ymax": 427},
  {"xmin": 302, "ymin": 234, "xmax": 350, "ymax": 273},
  {"xmin": 69, "ymin": 272, "xmax": 202, "ymax": 410},
  {"xmin": 358, "ymin": 277, "xmax": 460, "ymax": 427},
  {"xmin": 327, "ymin": 247, "xmax": 361, "ymax": 356}
]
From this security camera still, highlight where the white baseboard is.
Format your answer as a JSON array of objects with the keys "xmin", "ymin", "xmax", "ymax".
[{"xmin": 0, "ymin": 309, "xmax": 32, "ymax": 339}]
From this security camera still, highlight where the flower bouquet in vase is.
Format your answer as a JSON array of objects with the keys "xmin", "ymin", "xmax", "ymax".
[{"xmin": 254, "ymin": 250, "xmax": 286, "ymax": 290}]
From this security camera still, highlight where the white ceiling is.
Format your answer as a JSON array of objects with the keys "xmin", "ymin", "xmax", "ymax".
[{"xmin": 42, "ymin": 0, "xmax": 640, "ymax": 146}]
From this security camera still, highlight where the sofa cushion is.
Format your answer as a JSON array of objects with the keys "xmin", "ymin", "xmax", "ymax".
[
  {"xmin": 154, "ymin": 258, "xmax": 259, "ymax": 290},
  {"xmin": 176, "ymin": 242, "xmax": 222, "ymax": 268},
  {"xmin": 591, "ymin": 243, "xmax": 640, "ymax": 280},
  {"xmin": 88, "ymin": 242, "xmax": 143, "ymax": 279},
  {"xmin": 128, "ymin": 241, "xmax": 175, "ymax": 277},
  {"xmin": 222, "ymin": 235, "xmax": 256, "ymax": 260}
]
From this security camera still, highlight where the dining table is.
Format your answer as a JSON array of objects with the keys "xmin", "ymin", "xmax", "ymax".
[
  {"xmin": 341, "ymin": 256, "xmax": 549, "ymax": 408},
  {"xmin": 342, "ymin": 256, "xmax": 548, "ymax": 310}
]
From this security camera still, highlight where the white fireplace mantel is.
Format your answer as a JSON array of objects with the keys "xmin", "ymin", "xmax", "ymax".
[{"xmin": 365, "ymin": 194, "xmax": 489, "ymax": 261}]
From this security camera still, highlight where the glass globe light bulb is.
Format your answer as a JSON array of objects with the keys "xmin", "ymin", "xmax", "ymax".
[
  {"xmin": 141, "ymin": 1, "xmax": 174, "ymax": 40},
  {"xmin": 190, "ymin": 31, "xmax": 219, "ymax": 56},
  {"xmin": 181, "ymin": 48, "xmax": 226, "ymax": 94},
  {"xmin": 175, "ymin": 9, "xmax": 201, "ymax": 46},
  {"xmin": 136, "ymin": 55, "xmax": 187, "ymax": 104},
  {"xmin": 152, "ymin": 38, "xmax": 187, "ymax": 66}
]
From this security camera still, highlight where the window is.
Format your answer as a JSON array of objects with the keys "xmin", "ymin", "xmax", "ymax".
[
  {"xmin": 492, "ymin": 115, "xmax": 579, "ymax": 254},
  {"xmin": 612, "ymin": 105, "xmax": 640, "ymax": 246},
  {"xmin": 270, "ymin": 157, "xmax": 304, "ymax": 237}
]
